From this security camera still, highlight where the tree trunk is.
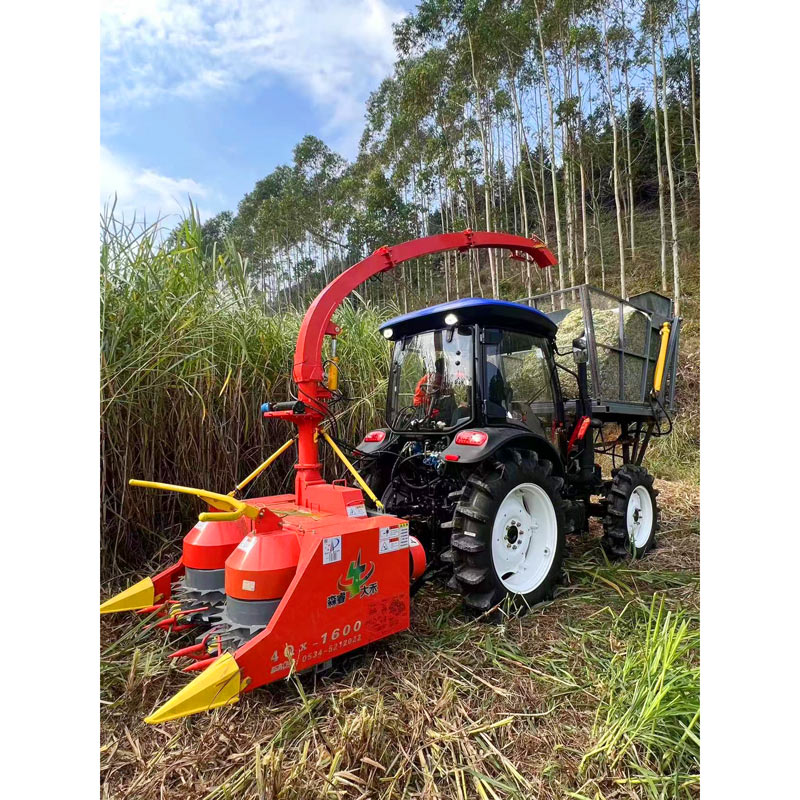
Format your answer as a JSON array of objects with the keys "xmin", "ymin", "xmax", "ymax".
[
  {"xmin": 510, "ymin": 97, "xmax": 532, "ymax": 297},
  {"xmin": 602, "ymin": 8, "xmax": 626, "ymax": 298},
  {"xmin": 561, "ymin": 42, "xmax": 575, "ymax": 289},
  {"xmin": 651, "ymin": 31, "xmax": 668, "ymax": 293},
  {"xmin": 620, "ymin": 0, "xmax": 635, "ymax": 263},
  {"xmin": 685, "ymin": 0, "xmax": 700, "ymax": 182},
  {"xmin": 510, "ymin": 74, "xmax": 545, "ymax": 240},
  {"xmin": 660, "ymin": 34, "xmax": 681, "ymax": 315},
  {"xmin": 533, "ymin": 0, "xmax": 565, "ymax": 299},
  {"xmin": 575, "ymin": 44, "xmax": 589, "ymax": 285},
  {"xmin": 468, "ymin": 33, "xmax": 497, "ymax": 298},
  {"xmin": 535, "ymin": 84, "xmax": 549, "ymax": 237}
]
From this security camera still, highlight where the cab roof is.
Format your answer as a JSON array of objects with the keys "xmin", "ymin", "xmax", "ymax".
[{"xmin": 378, "ymin": 298, "xmax": 558, "ymax": 340}]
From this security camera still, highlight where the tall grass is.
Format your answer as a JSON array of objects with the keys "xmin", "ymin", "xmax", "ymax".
[
  {"xmin": 101, "ymin": 205, "xmax": 699, "ymax": 575},
  {"xmin": 580, "ymin": 596, "xmax": 700, "ymax": 797},
  {"xmin": 101, "ymin": 211, "xmax": 393, "ymax": 576}
]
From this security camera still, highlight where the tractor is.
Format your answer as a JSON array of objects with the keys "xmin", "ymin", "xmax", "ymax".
[
  {"xmin": 100, "ymin": 231, "xmax": 680, "ymax": 724},
  {"xmin": 355, "ymin": 285, "xmax": 679, "ymax": 614}
]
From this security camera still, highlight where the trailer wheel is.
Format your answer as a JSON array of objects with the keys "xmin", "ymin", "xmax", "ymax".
[
  {"xmin": 450, "ymin": 449, "xmax": 566, "ymax": 615},
  {"xmin": 602, "ymin": 465, "xmax": 659, "ymax": 559}
]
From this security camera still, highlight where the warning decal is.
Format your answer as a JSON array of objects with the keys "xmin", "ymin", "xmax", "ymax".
[
  {"xmin": 379, "ymin": 523, "xmax": 409, "ymax": 554},
  {"xmin": 346, "ymin": 503, "xmax": 367, "ymax": 518},
  {"xmin": 323, "ymin": 536, "xmax": 342, "ymax": 565}
]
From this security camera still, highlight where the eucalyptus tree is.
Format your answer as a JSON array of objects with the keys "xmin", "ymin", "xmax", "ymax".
[
  {"xmin": 646, "ymin": 0, "xmax": 681, "ymax": 314},
  {"xmin": 596, "ymin": 1, "xmax": 627, "ymax": 297},
  {"xmin": 643, "ymin": 0, "xmax": 668, "ymax": 291}
]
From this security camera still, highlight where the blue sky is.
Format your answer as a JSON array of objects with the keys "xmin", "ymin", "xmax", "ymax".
[{"xmin": 101, "ymin": 0, "xmax": 413, "ymax": 225}]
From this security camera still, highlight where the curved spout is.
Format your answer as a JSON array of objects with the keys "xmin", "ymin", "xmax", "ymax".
[
  {"xmin": 285, "ymin": 230, "xmax": 556, "ymax": 501},
  {"xmin": 293, "ymin": 230, "xmax": 556, "ymax": 385}
]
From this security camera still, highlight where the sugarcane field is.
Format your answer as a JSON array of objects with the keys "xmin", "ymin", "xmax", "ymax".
[{"xmin": 16, "ymin": 1, "xmax": 800, "ymax": 799}]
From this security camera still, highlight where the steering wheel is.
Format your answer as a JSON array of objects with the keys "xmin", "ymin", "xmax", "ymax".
[{"xmin": 392, "ymin": 405, "xmax": 419, "ymax": 429}]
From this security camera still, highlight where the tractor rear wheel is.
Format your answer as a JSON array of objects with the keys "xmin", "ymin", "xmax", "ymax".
[
  {"xmin": 450, "ymin": 449, "xmax": 566, "ymax": 615},
  {"xmin": 360, "ymin": 454, "xmax": 394, "ymax": 509},
  {"xmin": 602, "ymin": 465, "xmax": 659, "ymax": 559}
]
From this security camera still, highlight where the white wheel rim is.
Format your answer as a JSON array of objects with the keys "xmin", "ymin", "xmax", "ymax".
[
  {"xmin": 627, "ymin": 485, "xmax": 654, "ymax": 548},
  {"xmin": 491, "ymin": 483, "xmax": 558, "ymax": 594}
]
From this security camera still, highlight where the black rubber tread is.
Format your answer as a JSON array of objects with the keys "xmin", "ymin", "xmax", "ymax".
[
  {"xmin": 466, "ymin": 476, "xmax": 496, "ymax": 498},
  {"xmin": 451, "ymin": 533, "xmax": 484, "ymax": 554},
  {"xmin": 456, "ymin": 566, "xmax": 489, "ymax": 586},
  {"xmin": 464, "ymin": 590, "xmax": 495, "ymax": 613},
  {"xmin": 450, "ymin": 448, "xmax": 567, "ymax": 615},
  {"xmin": 439, "ymin": 547, "xmax": 455, "ymax": 564},
  {"xmin": 601, "ymin": 464, "xmax": 660, "ymax": 559},
  {"xmin": 455, "ymin": 504, "xmax": 490, "ymax": 524},
  {"xmin": 360, "ymin": 457, "xmax": 393, "ymax": 508}
]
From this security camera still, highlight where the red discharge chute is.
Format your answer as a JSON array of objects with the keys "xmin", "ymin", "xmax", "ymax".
[
  {"xmin": 294, "ymin": 230, "xmax": 556, "ymax": 385},
  {"xmin": 285, "ymin": 231, "xmax": 556, "ymax": 499}
]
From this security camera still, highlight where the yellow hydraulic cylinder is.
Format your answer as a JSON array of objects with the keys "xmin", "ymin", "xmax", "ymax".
[
  {"xmin": 231, "ymin": 438, "xmax": 295, "ymax": 495},
  {"xmin": 327, "ymin": 356, "xmax": 340, "ymax": 391},
  {"xmin": 653, "ymin": 321, "xmax": 671, "ymax": 394}
]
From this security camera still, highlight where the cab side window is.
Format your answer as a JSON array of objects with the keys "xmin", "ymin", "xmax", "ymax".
[{"xmin": 483, "ymin": 329, "xmax": 557, "ymax": 441}]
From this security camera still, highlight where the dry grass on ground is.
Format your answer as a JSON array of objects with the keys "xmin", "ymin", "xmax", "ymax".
[{"xmin": 101, "ymin": 479, "xmax": 699, "ymax": 800}]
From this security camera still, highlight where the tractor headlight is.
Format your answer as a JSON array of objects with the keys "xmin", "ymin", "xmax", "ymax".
[
  {"xmin": 382, "ymin": 328, "xmax": 393, "ymax": 339},
  {"xmin": 444, "ymin": 313, "xmax": 458, "ymax": 326}
]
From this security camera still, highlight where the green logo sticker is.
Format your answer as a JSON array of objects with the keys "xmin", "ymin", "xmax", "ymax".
[{"xmin": 337, "ymin": 549, "xmax": 376, "ymax": 599}]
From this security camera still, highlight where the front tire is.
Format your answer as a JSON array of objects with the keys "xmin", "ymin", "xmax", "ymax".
[
  {"xmin": 450, "ymin": 449, "xmax": 566, "ymax": 615},
  {"xmin": 602, "ymin": 465, "xmax": 659, "ymax": 559}
]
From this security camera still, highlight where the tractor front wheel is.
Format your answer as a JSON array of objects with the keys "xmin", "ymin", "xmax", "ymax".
[
  {"xmin": 602, "ymin": 465, "xmax": 659, "ymax": 559},
  {"xmin": 450, "ymin": 449, "xmax": 566, "ymax": 615}
]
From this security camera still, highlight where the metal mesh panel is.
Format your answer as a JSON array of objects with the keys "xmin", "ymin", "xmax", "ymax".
[{"xmin": 521, "ymin": 284, "xmax": 679, "ymax": 412}]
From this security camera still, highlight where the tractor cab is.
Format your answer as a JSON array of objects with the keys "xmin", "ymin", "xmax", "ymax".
[{"xmin": 379, "ymin": 298, "xmax": 561, "ymax": 441}]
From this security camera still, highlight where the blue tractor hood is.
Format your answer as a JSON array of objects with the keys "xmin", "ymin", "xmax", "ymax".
[{"xmin": 378, "ymin": 298, "xmax": 558, "ymax": 340}]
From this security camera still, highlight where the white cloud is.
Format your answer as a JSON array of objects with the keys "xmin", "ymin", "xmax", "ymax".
[
  {"xmin": 100, "ymin": 146, "xmax": 211, "ymax": 223},
  {"xmin": 101, "ymin": 0, "xmax": 406, "ymax": 153}
]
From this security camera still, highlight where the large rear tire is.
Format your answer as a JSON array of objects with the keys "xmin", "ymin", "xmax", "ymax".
[
  {"xmin": 602, "ymin": 465, "xmax": 659, "ymax": 559},
  {"xmin": 450, "ymin": 449, "xmax": 566, "ymax": 615},
  {"xmin": 359, "ymin": 453, "xmax": 394, "ymax": 509}
]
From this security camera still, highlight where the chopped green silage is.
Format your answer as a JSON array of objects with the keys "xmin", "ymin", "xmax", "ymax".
[{"xmin": 555, "ymin": 306, "xmax": 652, "ymax": 402}]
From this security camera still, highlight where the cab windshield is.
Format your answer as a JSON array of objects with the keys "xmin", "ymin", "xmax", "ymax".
[{"xmin": 387, "ymin": 328, "xmax": 473, "ymax": 431}]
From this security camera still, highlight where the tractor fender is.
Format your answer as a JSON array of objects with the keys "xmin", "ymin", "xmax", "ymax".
[
  {"xmin": 355, "ymin": 428, "xmax": 395, "ymax": 455},
  {"xmin": 440, "ymin": 427, "xmax": 565, "ymax": 476}
]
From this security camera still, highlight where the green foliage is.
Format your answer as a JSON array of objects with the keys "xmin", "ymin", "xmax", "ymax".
[
  {"xmin": 100, "ymin": 210, "xmax": 393, "ymax": 575},
  {"xmin": 581, "ymin": 596, "xmax": 700, "ymax": 796}
]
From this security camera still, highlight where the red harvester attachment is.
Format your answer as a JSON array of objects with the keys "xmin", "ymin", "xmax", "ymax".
[{"xmin": 100, "ymin": 231, "xmax": 557, "ymax": 723}]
